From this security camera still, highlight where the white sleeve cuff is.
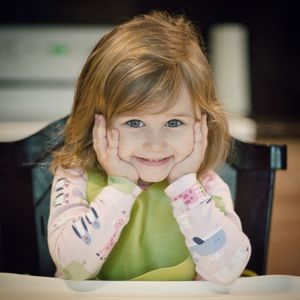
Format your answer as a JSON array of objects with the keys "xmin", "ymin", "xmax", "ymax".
[{"xmin": 165, "ymin": 173, "xmax": 208, "ymax": 200}]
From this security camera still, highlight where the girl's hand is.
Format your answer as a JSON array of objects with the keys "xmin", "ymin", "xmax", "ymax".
[
  {"xmin": 93, "ymin": 114, "xmax": 139, "ymax": 184},
  {"xmin": 168, "ymin": 115, "xmax": 208, "ymax": 184}
]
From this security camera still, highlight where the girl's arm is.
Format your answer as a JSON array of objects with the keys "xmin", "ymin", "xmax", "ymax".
[
  {"xmin": 165, "ymin": 171, "xmax": 251, "ymax": 285},
  {"xmin": 47, "ymin": 167, "xmax": 141, "ymax": 280}
]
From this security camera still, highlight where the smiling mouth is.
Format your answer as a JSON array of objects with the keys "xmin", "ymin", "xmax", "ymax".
[{"xmin": 134, "ymin": 156, "xmax": 172, "ymax": 166}]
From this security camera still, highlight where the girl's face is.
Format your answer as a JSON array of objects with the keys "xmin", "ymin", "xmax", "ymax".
[{"xmin": 110, "ymin": 85, "xmax": 197, "ymax": 184}]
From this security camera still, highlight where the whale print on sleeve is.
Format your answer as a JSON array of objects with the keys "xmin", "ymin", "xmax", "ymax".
[
  {"xmin": 190, "ymin": 228, "xmax": 226, "ymax": 256},
  {"xmin": 165, "ymin": 172, "xmax": 251, "ymax": 285}
]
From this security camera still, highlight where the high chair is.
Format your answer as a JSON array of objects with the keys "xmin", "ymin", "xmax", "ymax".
[{"xmin": 0, "ymin": 116, "xmax": 287, "ymax": 276}]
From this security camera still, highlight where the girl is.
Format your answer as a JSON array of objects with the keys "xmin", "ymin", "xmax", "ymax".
[{"xmin": 48, "ymin": 11, "xmax": 251, "ymax": 284}]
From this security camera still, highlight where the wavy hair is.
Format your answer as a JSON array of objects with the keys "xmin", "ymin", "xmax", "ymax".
[{"xmin": 51, "ymin": 11, "xmax": 230, "ymax": 177}]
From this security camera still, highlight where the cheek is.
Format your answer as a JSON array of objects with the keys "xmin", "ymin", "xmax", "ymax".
[
  {"xmin": 117, "ymin": 131, "xmax": 137, "ymax": 160},
  {"xmin": 173, "ymin": 129, "xmax": 194, "ymax": 159}
]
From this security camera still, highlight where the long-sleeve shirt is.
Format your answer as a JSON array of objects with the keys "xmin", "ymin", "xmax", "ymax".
[{"xmin": 48, "ymin": 167, "xmax": 251, "ymax": 284}]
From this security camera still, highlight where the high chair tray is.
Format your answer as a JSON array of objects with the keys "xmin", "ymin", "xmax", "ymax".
[{"xmin": 0, "ymin": 273, "xmax": 300, "ymax": 300}]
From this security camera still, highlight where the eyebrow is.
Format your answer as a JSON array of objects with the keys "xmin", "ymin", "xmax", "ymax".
[
  {"xmin": 167, "ymin": 113, "xmax": 194, "ymax": 118},
  {"xmin": 116, "ymin": 112, "xmax": 194, "ymax": 119}
]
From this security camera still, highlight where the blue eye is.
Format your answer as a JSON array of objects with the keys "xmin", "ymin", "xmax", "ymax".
[
  {"xmin": 126, "ymin": 119, "xmax": 144, "ymax": 128},
  {"xmin": 165, "ymin": 119, "xmax": 183, "ymax": 127}
]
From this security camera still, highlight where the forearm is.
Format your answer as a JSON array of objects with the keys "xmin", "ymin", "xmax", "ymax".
[
  {"xmin": 165, "ymin": 173, "xmax": 251, "ymax": 285},
  {"xmin": 48, "ymin": 170, "xmax": 141, "ymax": 280}
]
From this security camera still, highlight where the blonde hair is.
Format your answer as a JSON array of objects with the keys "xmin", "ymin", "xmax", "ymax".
[{"xmin": 51, "ymin": 11, "xmax": 230, "ymax": 177}]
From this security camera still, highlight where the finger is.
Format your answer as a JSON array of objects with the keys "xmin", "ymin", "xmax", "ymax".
[
  {"xmin": 93, "ymin": 114, "xmax": 108, "ymax": 156},
  {"xmin": 201, "ymin": 114, "xmax": 208, "ymax": 132},
  {"xmin": 190, "ymin": 121, "xmax": 205, "ymax": 161},
  {"xmin": 106, "ymin": 128, "xmax": 119, "ymax": 159},
  {"xmin": 93, "ymin": 114, "xmax": 107, "ymax": 141},
  {"xmin": 184, "ymin": 122, "xmax": 201, "ymax": 160},
  {"xmin": 193, "ymin": 121, "xmax": 202, "ymax": 147},
  {"xmin": 200, "ymin": 114, "xmax": 208, "ymax": 148}
]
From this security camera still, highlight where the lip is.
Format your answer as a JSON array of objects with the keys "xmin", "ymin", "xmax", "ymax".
[{"xmin": 133, "ymin": 156, "xmax": 172, "ymax": 167}]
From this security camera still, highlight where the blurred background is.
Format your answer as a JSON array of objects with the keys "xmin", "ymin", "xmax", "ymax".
[{"xmin": 0, "ymin": 0, "xmax": 299, "ymax": 275}]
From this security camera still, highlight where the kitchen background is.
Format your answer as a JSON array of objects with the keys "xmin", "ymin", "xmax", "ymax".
[{"xmin": 0, "ymin": 0, "xmax": 299, "ymax": 275}]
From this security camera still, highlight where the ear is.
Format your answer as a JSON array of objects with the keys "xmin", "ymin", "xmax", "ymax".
[{"xmin": 193, "ymin": 237, "xmax": 204, "ymax": 245}]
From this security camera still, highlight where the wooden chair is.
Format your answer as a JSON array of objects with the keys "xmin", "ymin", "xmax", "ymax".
[
  {"xmin": 219, "ymin": 138, "xmax": 287, "ymax": 275},
  {"xmin": 0, "ymin": 116, "xmax": 287, "ymax": 276}
]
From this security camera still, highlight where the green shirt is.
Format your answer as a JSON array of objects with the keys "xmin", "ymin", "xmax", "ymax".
[{"xmin": 86, "ymin": 170, "xmax": 195, "ymax": 280}]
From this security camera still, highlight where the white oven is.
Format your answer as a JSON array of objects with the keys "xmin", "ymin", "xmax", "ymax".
[
  {"xmin": 0, "ymin": 26, "xmax": 112, "ymax": 142},
  {"xmin": 0, "ymin": 24, "xmax": 256, "ymax": 142}
]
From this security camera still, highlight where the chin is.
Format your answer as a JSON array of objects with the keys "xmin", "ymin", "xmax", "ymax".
[{"xmin": 139, "ymin": 173, "xmax": 168, "ymax": 183}]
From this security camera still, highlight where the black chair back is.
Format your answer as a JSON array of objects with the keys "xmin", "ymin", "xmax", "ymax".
[{"xmin": 0, "ymin": 116, "xmax": 287, "ymax": 276}]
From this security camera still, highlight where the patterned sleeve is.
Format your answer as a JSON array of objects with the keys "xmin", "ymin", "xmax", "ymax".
[
  {"xmin": 47, "ymin": 167, "xmax": 142, "ymax": 280},
  {"xmin": 165, "ymin": 171, "xmax": 251, "ymax": 285}
]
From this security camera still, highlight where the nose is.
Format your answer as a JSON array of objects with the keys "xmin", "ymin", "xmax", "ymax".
[{"xmin": 143, "ymin": 128, "xmax": 166, "ymax": 152}]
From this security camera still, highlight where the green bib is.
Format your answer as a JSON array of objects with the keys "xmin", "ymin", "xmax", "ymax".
[{"xmin": 86, "ymin": 170, "xmax": 195, "ymax": 281}]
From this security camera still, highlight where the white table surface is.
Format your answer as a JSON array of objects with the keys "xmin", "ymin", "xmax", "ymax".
[{"xmin": 1, "ymin": 273, "xmax": 300, "ymax": 300}]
